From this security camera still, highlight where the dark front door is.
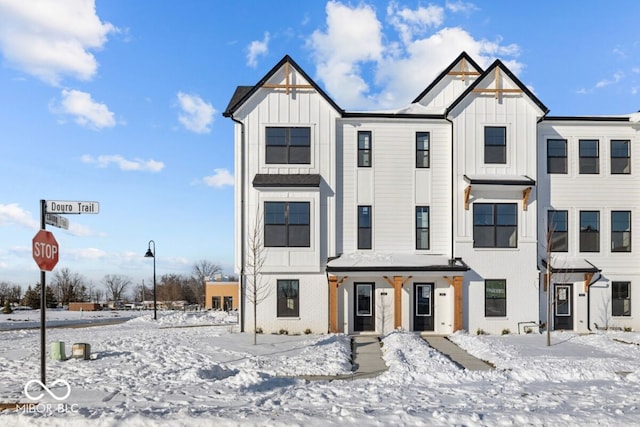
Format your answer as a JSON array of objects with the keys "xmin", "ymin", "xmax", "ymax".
[
  {"xmin": 414, "ymin": 283, "xmax": 434, "ymax": 331},
  {"xmin": 354, "ymin": 283, "xmax": 375, "ymax": 331},
  {"xmin": 554, "ymin": 284, "xmax": 573, "ymax": 330}
]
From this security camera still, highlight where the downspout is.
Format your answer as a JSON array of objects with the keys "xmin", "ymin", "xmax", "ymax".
[
  {"xmin": 231, "ymin": 115, "xmax": 246, "ymax": 332},
  {"xmin": 586, "ymin": 272, "xmax": 602, "ymax": 332}
]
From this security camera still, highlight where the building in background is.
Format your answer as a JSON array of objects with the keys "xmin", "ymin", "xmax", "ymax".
[{"xmin": 205, "ymin": 280, "xmax": 238, "ymax": 311}]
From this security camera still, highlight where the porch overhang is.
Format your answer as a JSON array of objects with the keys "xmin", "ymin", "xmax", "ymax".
[
  {"xmin": 463, "ymin": 174, "xmax": 535, "ymax": 211},
  {"xmin": 326, "ymin": 253, "xmax": 469, "ymax": 273},
  {"xmin": 540, "ymin": 257, "xmax": 601, "ymax": 292}
]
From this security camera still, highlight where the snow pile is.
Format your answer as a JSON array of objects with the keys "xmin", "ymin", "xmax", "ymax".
[{"xmin": 127, "ymin": 310, "xmax": 238, "ymax": 327}]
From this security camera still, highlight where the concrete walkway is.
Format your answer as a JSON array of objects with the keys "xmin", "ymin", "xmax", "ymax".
[{"xmin": 423, "ymin": 336, "xmax": 493, "ymax": 371}]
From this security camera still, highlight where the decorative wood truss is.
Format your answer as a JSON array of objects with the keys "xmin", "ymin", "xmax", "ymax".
[
  {"xmin": 472, "ymin": 67, "xmax": 523, "ymax": 99},
  {"xmin": 261, "ymin": 61, "xmax": 313, "ymax": 94},
  {"xmin": 464, "ymin": 185, "xmax": 532, "ymax": 211},
  {"xmin": 447, "ymin": 57, "xmax": 481, "ymax": 82}
]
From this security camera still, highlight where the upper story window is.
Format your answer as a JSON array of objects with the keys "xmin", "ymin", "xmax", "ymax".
[
  {"xmin": 358, "ymin": 206, "xmax": 372, "ymax": 249},
  {"xmin": 358, "ymin": 131, "xmax": 372, "ymax": 167},
  {"xmin": 416, "ymin": 132, "xmax": 430, "ymax": 168},
  {"xmin": 547, "ymin": 139, "xmax": 567, "ymax": 174},
  {"xmin": 265, "ymin": 127, "xmax": 310, "ymax": 164},
  {"xmin": 611, "ymin": 140, "xmax": 630, "ymax": 174},
  {"xmin": 579, "ymin": 210, "xmax": 600, "ymax": 252},
  {"xmin": 473, "ymin": 203, "xmax": 517, "ymax": 248},
  {"xmin": 547, "ymin": 210, "xmax": 568, "ymax": 252},
  {"xmin": 484, "ymin": 126, "xmax": 506, "ymax": 164},
  {"xmin": 611, "ymin": 210, "xmax": 631, "ymax": 252},
  {"xmin": 579, "ymin": 139, "xmax": 599, "ymax": 174},
  {"xmin": 264, "ymin": 202, "xmax": 310, "ymax": 247},
  {"xmin": 416, "ymin": 206, "xmax": 430, "ymax": 250}
]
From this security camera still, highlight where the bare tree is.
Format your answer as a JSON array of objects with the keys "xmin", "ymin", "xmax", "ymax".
[
  {"xmin": 245, "ymin": 210, "xmax": 270, "ymax": 345},
  {"xmin": 102, "ymin": 274, "xmax": 131, "ymax": 303},
  {"xmin": 92, "ymin": 288, "xmax": 104, "ymax": 304},
  {"xmin": 52, "ymin": 268, "xmax": 88, "ymax": 305},
  {"xmin": 191, "ymin": 260, "xmax": 222, "ymax": 307}
]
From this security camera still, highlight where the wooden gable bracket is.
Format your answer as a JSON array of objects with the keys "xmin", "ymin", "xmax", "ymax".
[
  {"xmin": 471, "ymin": 67, "xmax": 523, "ymax": 99},
  {"xmin": 584, "ymin": 273, "xmax": 594, "ymax": 293},
  {"xmin": 464, "ymin": 185, "xmax": 471, "ymax": 210},
  {"xmin": 261, "ymin": 61, "xmax": 314, "ymax": 95},
  {"xmin": 447, "ymin": 57, "xmax": 481, "ymax": 82},
  {"xmin": 522, "ymin": 187, "xmax": 532, "ymax": 211}
]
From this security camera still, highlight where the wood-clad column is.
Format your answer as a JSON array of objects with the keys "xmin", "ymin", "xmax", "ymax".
[
  {"xmin": 393, "ymin": 276, "xmax": 403, "ymax": 330},
  {"xmin": 445, "ymin": 275, "xmax": 464, "ymax": 332},
  {"xmin": 328, "ymin": 275, "xmax": 339, "ymax": 333}
]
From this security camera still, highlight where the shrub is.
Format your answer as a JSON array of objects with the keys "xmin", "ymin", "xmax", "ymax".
[
  {"xmin": 501, "ymin": 328, "xmax": 510, "ymax": 336},
  {"xmin": 255, "ymin": 327, "xmax": 263, "ymax": 334},
  {"xmin": 624, "ymin": 326, "xmax": 633, "ymax": 332},
  {"xmin": 2, "ymin": 301, "xmax": 12, "ymax": 314},
  {"xmin": 476, "ymin": 328, "xmax": 487, "ymax": 335},
  {"xmin": 304, "ymin": 328, "xmax": 312, "ymax": 335},
  {"xmin": 524, "ymin": 327, "xmax": 533, "ymax": 334},
  {"xmin": 278, "ymin": 328, "xmax": 289, "ymax": 335}
]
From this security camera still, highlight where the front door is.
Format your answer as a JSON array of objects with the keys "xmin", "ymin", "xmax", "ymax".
[
  {"xmin": 414, "ymin": 283, "xmax": 434, "ymax": 331},
  {"xmin": 554, "ymin": 284, "xmax": 573, "ymax": 330},
  {"xmin": 354, "ymin": 283, "xmax": 375, "ymax": 331}
]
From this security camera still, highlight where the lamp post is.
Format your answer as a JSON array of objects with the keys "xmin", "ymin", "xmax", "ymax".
[{"xmin": 144, "ymin": 240, "xmax": 157, "ymax": 320}]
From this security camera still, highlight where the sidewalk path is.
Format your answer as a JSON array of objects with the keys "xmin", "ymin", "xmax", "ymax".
[{"xmin": 423, "ymin": 336, "xmax": 493, "ymax": 371}]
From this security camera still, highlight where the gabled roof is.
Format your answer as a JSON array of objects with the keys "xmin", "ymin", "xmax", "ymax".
[
  {"xmin": 445, "ymin": 59, "xmax": 549, "ymax": 116},
  {"xmin": 412, "ymin": 51, "xmax": 483, "ymax": 104},
  {"xmin": 223, "ymin": 55, "xmax": 344, "ymax": 117}
]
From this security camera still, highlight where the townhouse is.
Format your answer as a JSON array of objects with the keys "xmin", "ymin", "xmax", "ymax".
[{"xmin": 224, "ymin": 52, "xmax": 640, "ymax": 335}]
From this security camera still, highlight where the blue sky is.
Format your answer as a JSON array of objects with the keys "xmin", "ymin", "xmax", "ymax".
[{"xmin": 1, "ymin": 0, "xmax": 639, "ymax": 290}]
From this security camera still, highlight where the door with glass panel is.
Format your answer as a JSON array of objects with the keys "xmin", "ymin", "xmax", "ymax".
[
  {"xmin": 354, "ymin": 283, "xmax": 375, "ymax": 331},
  {"xmin": 413, "ymin": 283, "xmax": 434, "ymax": 331},
  {"xmin": 553, "ymin": 284, "xmax": 573, "ymax": 330}
]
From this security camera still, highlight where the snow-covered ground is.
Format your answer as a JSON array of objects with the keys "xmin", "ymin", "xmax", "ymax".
[{"xmin": 1, "ymin": 310, "xmax": 640, "ymax": 426}]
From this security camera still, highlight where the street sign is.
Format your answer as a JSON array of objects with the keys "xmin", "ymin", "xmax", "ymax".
[
  {"xmin": 46, "ymin": 200, "xmax": 99, "ymax": 214},
  {"xmin": 32, "ymin": 230, "xmax": 59, "ymax": 271},
  {"xmin": 45, "ymin": 214, "xmax": 69, "ymax": 230}
]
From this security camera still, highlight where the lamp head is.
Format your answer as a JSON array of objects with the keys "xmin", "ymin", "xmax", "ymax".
[{"xmin": 144, "ymin": 248, "xmax": 154, "ymax": 258}]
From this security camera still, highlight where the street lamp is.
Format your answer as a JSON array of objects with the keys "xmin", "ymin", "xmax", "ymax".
[{"xmin": 144, "ymin": 240, "xmax": 157, "ymax": 320}]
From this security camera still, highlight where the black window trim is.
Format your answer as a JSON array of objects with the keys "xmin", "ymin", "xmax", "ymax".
[
  {"xmin": 416, "ymin": 131, "xmax": 430, "ymax": 168},
  {"xmin": 547, "ymin": 138, "xmax": 568, "ymax": 174},
  {"xmin": 264, "ymin": 201, "xmax": 311, "ymax": 248},
  {"xmin": 485, "ymin": 279, "xmax": 507, "ymax": 317},
  {"xmin": 579, "ymin": 210, "xmax": 600, "ymax": 253},
  {"xmin": 611, "ymin": 139, "xmax": 631, "ymax": 175},
  {"xmin": 473, "ymin": 203, "xmax": 518, "ymax": 248},
  {"xmin": 611, "ymin": 210, "xmax": 631, "ymax": 253},
  {"xmin": 358, "ymin": 205, "xmax": 372, "ymax": 250},
  {"xmin": 548, "ymin": 210, "xmax": 569, "ymax": 252},
  {"xmin": 416, "ymin": 206, "xmax": 430, "ymax": 250},
  {"xmin": 358, "ymin": 130, "xmax": 372, "ymax": 168},
  {"xmin": 484, "ymin": 126, "xmax": 507, "ymax": 164},
  {"xmin": 611, "ymin": 281, "xmax": 631, "ymax": 317},
  {"xmin": 579, "ymin": 139, "xmax": 600, "ymax": 174},
  {"xmin": 276, "ymin": 279, "xmax": 300, "ymax": 318},
  {"xmin": 265, "ymin": 126, "xmax": 311, "ymax": 165}
]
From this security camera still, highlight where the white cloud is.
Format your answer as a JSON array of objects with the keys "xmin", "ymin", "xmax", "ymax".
[
  {"xmin": 445, "ymin": 0, "xmax": 479, "ymax": 14},
  {"xmin": 595, "ymin": 71, "xmax": 624, "ymax": 88},
  {"xmin": 202, "ymin": 168, "xmax": 234, "ymax": 188},
  {"xmin": 0, "ymin": 203, "xmax": 38, "ymax": 229},
  {"xmin": 307, "ymin": 2, "xmax": 522, "ymax": 110},
  {"xmin": 81, "ymin": 154, "xmax": 164, "ymax": 172},
  {"xmin": 247, "ymin": 32, "xmax": 270, "ymax": 68},
  {"xmin": 632, "ymin": 67, "xmax": 640, "ymax": 74},
  {"xmin": 53, "ymin": 89, "xmax": 116, "ymax": 129},
  {"xmin": 176, "ymin": 92, "xmax": 215, "ymax": 134},
  {"xmin": 0, "ymin": 0, "xmax": 116, "ymax": 85}
]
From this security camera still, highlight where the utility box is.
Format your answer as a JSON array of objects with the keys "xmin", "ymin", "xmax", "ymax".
[
  {"xmin": 72, "ymin": 343, "xmax": 91, "ymax": 360},
  {"xmin": 50, "ymin": 341, "xmax": 66, "ymax": 360}
]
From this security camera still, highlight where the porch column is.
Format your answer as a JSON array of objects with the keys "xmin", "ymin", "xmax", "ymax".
[
  {"xmin": 445, "ymin": 275, "xmax": 464, "ymax": 332},
  {"xmin": 393, "ymin": 276, "xmax": 403, "ymax": 329},
  {"xmin": 328, "ymin": 275, "xmax": 339, "ymax": 333}
]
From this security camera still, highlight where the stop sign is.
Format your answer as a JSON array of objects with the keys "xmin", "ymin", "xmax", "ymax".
[{"xmin": 32, "ymin": 230, "xmax": 59, "ymax": 271}]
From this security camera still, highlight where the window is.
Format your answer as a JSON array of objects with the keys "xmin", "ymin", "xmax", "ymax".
[
  {"xmin": 223, "ymin": 296, "xmax": 233, "ymax": 311},
  {"xmin": 485, "ymin": 280, "xmax": 507, "ymax": 317},
  {"xmin": 612, "ymin": 211, "xmax": 631, "ymax": 252},
  {"xmin": 611, "ymin": 140, "xmax": 630, "ymax": 174},
  {"xmin": 358, "ymin": 206, "xmax": 372, "ymax": 249},
  {"xmin": 473, "ymin": 203, "xmax": 517, "ymax": 248},
  {"xmin": 579, "ymin": 139, "xmax": 599, "ymax": 174},
  {"xmin": 277, "ymin": 280, "xmax": 299, "ymax": 317},
  {"xmin": 548, "ymin": 139, "xmax": 568, "ymax": 174},
  {"xmin": 358, "ymin": 131, "xmax": 372, "ymax": 167},
  {"xmin": 264, "ymin": 202, "xmax": 310, "ymax": 247},
  {"xmin": 212, "ymin": 296, "xmax": 221, "ymax": 310},
  {"xmin": 266, "ymin": 127, "xmax": 310, "ymax": 164},
  {"xmin": 579, "ymin": 211, "xmax": 600, "ymax": 252},
  {"xmin": 416, "ymin": 206, "xmax": 430, "ymax": 250},
  {"xmin": 416, "ymin": 132, "xmax": 430, "ymax": 168},
  {"xmin": 548, "ymin": 210, "xmax": 568, "ymax": 252},
  {"xmin": 612, "ymin": 282, "xmax": 631, "ymax": 317},
  {"xmin": 485, "ymin": 126, "xmax": 506, "ymax": 164}
]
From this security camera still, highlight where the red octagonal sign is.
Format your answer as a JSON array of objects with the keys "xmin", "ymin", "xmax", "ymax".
[{"xmin": 32, "ymin": 230, "xmax": 59, "ymax": 272}]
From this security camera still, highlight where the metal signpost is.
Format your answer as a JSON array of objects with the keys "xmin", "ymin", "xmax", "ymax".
[{"xmin": 34, "ymin": 199, "xmax": 99, "ymax": 385}]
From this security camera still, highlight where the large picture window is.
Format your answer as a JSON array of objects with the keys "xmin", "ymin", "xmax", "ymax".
[
  {"xmin": 484, "ymin": 126, "xmax": 506, "ymax": 164},
  {"xmin": 266, "ymin": 127, "xmax": 310, "ymax": 164},
  {"xmin": 579, "ymin": 139, "xmax": 599, "ymax": 174},
  {"xmin": 277, "ymin": 280, "xmax": 299, "ymax": 317},
  {"xmin": 416, "ymin": 132, "xmax": 430, "ymax": 168},
  {"xmin": 416, "ymin": 206, "xmax": 430, "ymax": 250},
  {"xmin": 548, "ymin": 139, "xmax": 568, "ymax": 174},
  {"xmin": 611, "ymin": 140, "xmax": 630, "ymax": 174},
  {"xmin": 473, "ymin": 203, "xmax": 517, "ymax": 248},
  {"xmin": 358, "ymin": 206, "xmax": 372, "ymax": 249},
  {"xmin": 612, "ymin": 281, "xmax": 631, "ymax": 317},
  {"xmin": 485, "ymin": 280, "xmax": 506, "ymax": 317},
  {"xmin": 611, "ymin": 211, "xmax": 631, "ymax": 252},
  {"xmin": 264, "ymin": 202, "xmax": 310, "ymax": 247},
  {"xmin": 358, "ymin": 131, "xmax": 372, "ymax": 167},
  {"xmin": 579, "ymin": 211, "xmax": 600, "ymax": 252},
  {"xmin": 548, "ymin": 210, "xmax": 568, "ymax": 252}
]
